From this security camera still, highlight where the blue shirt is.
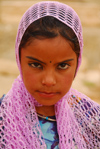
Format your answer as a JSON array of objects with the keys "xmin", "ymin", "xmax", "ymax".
[{"xmin": 38, "ymin": 116, "xmax": 59, "ymax": 149}]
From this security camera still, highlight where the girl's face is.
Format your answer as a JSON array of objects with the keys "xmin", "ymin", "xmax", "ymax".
[{"xmin": 21, "ymin": 36, "xmax": 77, "ymax": 106}]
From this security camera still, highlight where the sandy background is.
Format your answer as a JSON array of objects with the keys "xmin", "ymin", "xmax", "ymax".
[{"xmin": 0, "ymin": 0, "xmax": 100, "ymax": 104}]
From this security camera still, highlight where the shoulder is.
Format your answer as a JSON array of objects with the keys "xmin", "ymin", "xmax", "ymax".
[
  {"xmin": 70, "ymin": 88, "xmax": 100, "ymax": 109},
  {"xmin": 69, "ymin": 88, "xmax": 100, "ymax": 127},
  {"xmin": 0, "ymin": 94, "xmax": 5, "ymax": 106},
  {"xmin": 69, "ymin": 88, "xmax": 100, "ymax": 147}
]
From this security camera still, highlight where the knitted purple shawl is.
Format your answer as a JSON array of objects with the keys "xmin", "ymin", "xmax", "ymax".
[{"xmin": 0, "ymin": 1, "xmax": 100, "ymax": 148}]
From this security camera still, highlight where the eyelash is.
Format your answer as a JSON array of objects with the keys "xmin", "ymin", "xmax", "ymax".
[
  {"xmin": 28, "ymin": 62, "xmax": 70, "ymax": 70},
  {"xmin": 28, "ymin": 62, "xmax": 42, "ymax": 69},
  {"xmin": 58, "ymin": 63, "xmax": 70, "ymax": 70}
]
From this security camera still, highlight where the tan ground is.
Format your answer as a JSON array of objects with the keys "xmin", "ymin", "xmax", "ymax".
[{"xmin": 0, "ymin": 0, "xmax": 100, "ymax": 104}]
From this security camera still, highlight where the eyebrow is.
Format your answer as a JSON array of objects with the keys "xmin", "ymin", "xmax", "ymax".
[
  {"xmin": 58, "ymin": 59, "xmax": 74, "ymax": 64},
  {"xmin": 26, "ymin": 56, "xmax": 74, "ymax": 64},
  {"xmin": 26, "ymin": 56, "xmax": 46, "ymax": 64}
]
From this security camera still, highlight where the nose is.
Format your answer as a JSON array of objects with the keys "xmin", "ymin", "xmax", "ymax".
[{"xmin": 42, "ymin": 71, "xmax": 56, "ymax": 87}]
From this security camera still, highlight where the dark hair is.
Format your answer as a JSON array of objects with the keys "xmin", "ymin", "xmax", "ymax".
[{"xmin": 19, "ymin": 16, "xmax": 80, "ymax": 59}]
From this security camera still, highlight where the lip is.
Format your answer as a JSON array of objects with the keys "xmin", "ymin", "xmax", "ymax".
[{"xmin": 37, "ymin": 91, "xmax": 59, "ymax": 98}]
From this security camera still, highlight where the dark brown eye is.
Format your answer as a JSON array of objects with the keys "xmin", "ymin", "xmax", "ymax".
[
  {"xmin": 58, "ymin": 63, "xmax": 69, "ymax": 70},
  {"xmin": 28, "ymin": 62, "xmax": 42, "ymax": 68}
]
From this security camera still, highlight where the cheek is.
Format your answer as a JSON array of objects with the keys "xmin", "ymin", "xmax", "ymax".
[
  {"xmin": 22, "ymin": 70, "xmax": 38, "ymax": 90},
  {"xmin": 61, "ymin": 72, "xmax": 75, "ymax": 89}
]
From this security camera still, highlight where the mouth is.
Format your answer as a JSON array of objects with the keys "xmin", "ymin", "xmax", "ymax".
[{"xmin": 36, "ymin": 91, "xmax": 60, "ymax": 98}]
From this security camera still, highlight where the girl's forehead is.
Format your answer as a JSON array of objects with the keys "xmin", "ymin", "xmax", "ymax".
[
  {"xmin": 21, "ymin": 36, "xmax": 77, "ymax": 62},
  {"xmin": 23, "ymin": 35, "xmax": 74, "ymax": 51}
]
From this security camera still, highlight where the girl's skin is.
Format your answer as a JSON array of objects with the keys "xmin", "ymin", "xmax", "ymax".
[{"xmin": 21, "ymin": 36, "xmax": 77, "ymax": 116}]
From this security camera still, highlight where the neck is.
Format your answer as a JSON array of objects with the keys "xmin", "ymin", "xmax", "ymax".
[{"xmin": 35, "ymin": 105, "xmax": 55, "ymax": 116}]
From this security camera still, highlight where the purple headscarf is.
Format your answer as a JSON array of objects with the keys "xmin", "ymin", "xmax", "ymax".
[{"xmin": 0, "ymin": 1, "xmax": 100, "ymax": 149}]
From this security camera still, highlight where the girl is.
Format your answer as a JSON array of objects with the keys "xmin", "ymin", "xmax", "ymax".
[{"xmin": 0, "ymin": 1, "xmax": 100, "ymax": 148}]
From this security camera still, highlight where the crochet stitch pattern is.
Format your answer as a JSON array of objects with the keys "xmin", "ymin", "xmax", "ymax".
[{"xmin": 0, "ymin": 1, "xmax": 100, "ymax": 148}]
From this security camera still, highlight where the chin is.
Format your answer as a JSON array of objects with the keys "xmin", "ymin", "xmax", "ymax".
[{"xmin": 35, "ymin": 99, "xmax": 59, "ymax": 106}]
